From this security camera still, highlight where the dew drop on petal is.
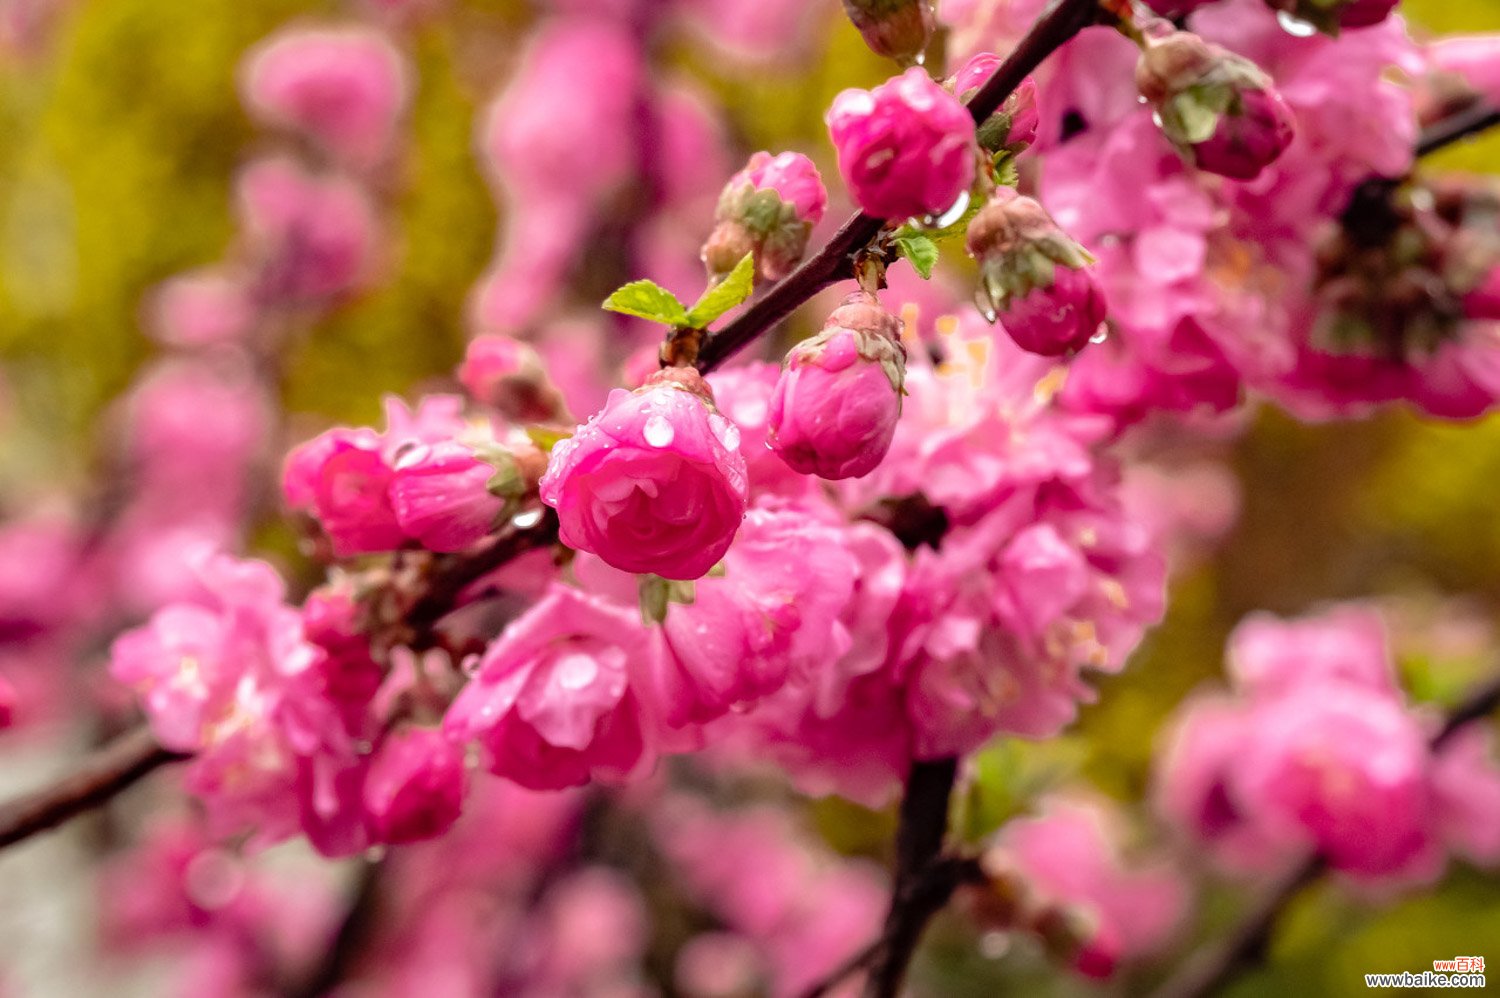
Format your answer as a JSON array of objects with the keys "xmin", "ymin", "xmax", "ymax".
[
  {"xmin": 709, "ymin": 414, "xmax": 741, "ymax": 451},
  {"xmin": 931, "ymin": 189, "xmax": 970, "ymax": 229},
  {"xmin": 1089, "ymin": 326, "xmax": 1108, "ymax": 344},
  {"xmin": 554, "ymin": 652, "xmax": 599, "ymax": 691},
  {"xmin": 644, "ymin": 414, "xmax": 675, "ymax": 447},
  {"xmin": 1276, "ymin": 10, "xmax": 1318, "ymax": 36},
  {"xmin": 512, "ymin": 507, "xmax": 543, "ymax": 528}
]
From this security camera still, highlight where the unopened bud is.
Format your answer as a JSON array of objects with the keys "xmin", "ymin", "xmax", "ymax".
[
  {"xmin": 951, "ymin": 55, "xmax": 1040, "ymax": 155},
  {"xmin": 458, "ymin": 334, "xmax": 567, "ymax": 424},
  {"xmin": 841, "ymin": 0, "xmax": 936, "ymax": 65},
  {"xmin": 965, "ymin": 189, "xmax": 1106, "ymax": 355},
  {"xmin": 768, "ymin": 291, "xmax": 906, "ymax": 480},
  {"xmin": 704, "ymin": 151, "xmax": 827, "ymax": 283},
  {"xmin": 1136, "ymin": 31, "xmax": 1294, "ymax": 181}
]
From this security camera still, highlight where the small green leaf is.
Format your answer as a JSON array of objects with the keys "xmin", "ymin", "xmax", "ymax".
[
  {"xmin": 603, "ymin": 279, "xmax": 689, "ymax": 325},
  {"xmin": 525, "ymin": 425, "xmax": 572, "ymax": 453},
  {"xmin": 686, "ymin": 253, "xmax": 756, "ymax": 327},
  {"xmin": 892, "ymin": 231, "xmax": 940, "ymax": 280}
]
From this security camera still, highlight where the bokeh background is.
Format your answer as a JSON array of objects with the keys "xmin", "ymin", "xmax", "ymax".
[{"xmin": 3, "ymin": 0, "xmax": 1500, "ymax": 995}]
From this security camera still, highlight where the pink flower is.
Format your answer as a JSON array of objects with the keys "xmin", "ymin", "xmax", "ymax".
[
  {"xmin": 283, "ymin": 428, "xmax": 405, "ymax": 556},
  {"xmin": 706, "ymin": 362, "xmax": 815, "ymax": 498},
  {"xmin": 768, "ymin": 293, "xmax": 906, "ymax": 480},
  {"xmin": 992, "ymin": 797, "xmax": 1188, "ymax": 975},
  {"xmin": 737, "ymin": 150, "xmax": 827, "ymax": 224},
  {"xmin": 647, "ymin": 503, "xmax": 858, "ymax": 728},
  {"xmin": 444, "ymin": 584, "xmax": 649, "ymax": 790},
  {"xmin": 1431, "ymin": 725, "xmax": 1500, "ymax": 866},
  {"xmin": 949, "ymin": 56, "xmax": 1038, "ymax": 151},
  {"xmin": 540, "ymin": 370, "xmax": 749, "ymax": 581},
  {"xmin": 389, "ymin": 440, "xmax": 505, "ymax": 553},
  {"xmin": 236, "ymin": 157, "xmax": 376, "ymax": 301},
  {"xmin": 457, "ymin": 334, "xmax": 566, "ymax": 423},
  {"xmin": 241, "ymin": 27, "xmax": 409, "ymax": 168},
  {"xmin": 363, "ymin": 727, "xmax": 466, "ymax": 844},
  {"xmin": 826, "ymin": 67, "xmax": 977, "ymax": 220},
  {"xmin": 1226, "ymin": 605, "xmax": 1398, "ymax": 698},
  {"xmin": 1429, "ymin": 35, "xmax": 1500, "ymax": 108},
  {"xmin": 1002, "ymin": 265, "xmax": 1108, "ymax": 356},
  {"xmin": 146, "ymin": 269, "xmax": 257, "ymax": 346}
]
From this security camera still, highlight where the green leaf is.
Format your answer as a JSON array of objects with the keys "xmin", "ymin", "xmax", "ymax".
[
  {"xmin": 892, "ymin": 231, "xmax": 940, "ymax": 280},
  {"xmin": 686, "ymin": 252, "xmax": 756, "ymax": 327},
  {"xmin": 525, "ymin": 425, "xmax": 572, "ymax": 453},
  {"xmin": 603, "ymin": 279, "xmax": 689, "ymax": 325}
]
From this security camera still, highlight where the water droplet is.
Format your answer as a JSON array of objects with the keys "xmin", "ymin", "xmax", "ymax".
[
  {"xmin": 554, "ymin": 652, "xmax": 599, "ymax": 691},
  {"xmin": 980, "ymin": 932, "xmax": 1011, "ymax": 960},
  {"xmin": 913, "ymin": 51, "xmax": 926, "ymax": 66},
  {"xmin": 644, "ymin": 414, "xmax": 675, "ymax": 447},
  {"xmin": 979, "ymin": 304, "xmax": 998, "ymax": 323},
  {"xmin": 1150, "ymin": 110, "xmax": 1165, "ymax": 129},
  {"xmin": 1276, "ymin": 9, "xmax": 1318, "ymax": 36},
  {"xmin": 709, "ymin": 414, "xmax": 741, "ymax": 452},
  {"xmin": 512, "ymin": 507, "xmax": 543, "ymax": 528},
  {"xmin": 930, "ymin": 189, "xmax": 970, "ymax": 230},
  {"xmin": 1089, "ymin": 326, "xmax": 1108, "ymax": 345}
]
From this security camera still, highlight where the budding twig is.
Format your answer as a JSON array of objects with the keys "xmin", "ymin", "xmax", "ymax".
[{"xmin": 694, "ymin": 0, "xmax": 1105, "ymax": 373}]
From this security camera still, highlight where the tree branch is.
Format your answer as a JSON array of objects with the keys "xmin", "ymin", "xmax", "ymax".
[
  {"xmin": 284, "ymin": 859, "xmax": 384, "ymax": 998},
  {"xmin": 1418, "ymin": 99, "xmax": 1500, "ymax": 159},
  {"xmin": 1148, "ymin": 672, "xmax": 1500, "ymax": 998},
  {"xmin": 862, "ymin": 757, "xmax": 961, "ymax": 998},
  {"xmin": 0, "ymin": 726, "xmax": 186, "ymax": 849},
  {"xmin": 695, "ymin": 0, "xmax": 1105, "ymax": 373}
]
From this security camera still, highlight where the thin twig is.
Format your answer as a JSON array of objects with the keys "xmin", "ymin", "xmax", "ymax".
[
  {"xmin": 695, "ymin": 0, "xmax": 1105, "ymax": 373},
  {"xmin": 1418, "ymin": 99, "xmax": 1500, "ymax": 159},
  {"xmin": 0, "ymin": 726, "xmax": 186, "ymax": 849},
  {"xmin": 284, "ymin": 859, "xmax": 384, "ymax": 998}
]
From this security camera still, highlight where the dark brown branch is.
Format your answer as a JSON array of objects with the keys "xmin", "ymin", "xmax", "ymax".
[
  {"xmin": 695, "ymin": 0, "xmax": 1105, "ymax": 373},
  {"xmin": 1418, "ymin": 100, "xmax": 1500, "ymax": 159},
  {"xmin": 1149, "ymin": 672, "xmax": 1500, "ymax": 998},
  {"xmin": 0, "ymin": 726, "xmax": 186, "ymax": 849},
  {"xmin": 862, "ymin": 757, "xmax": 961, "ymax": 998}
]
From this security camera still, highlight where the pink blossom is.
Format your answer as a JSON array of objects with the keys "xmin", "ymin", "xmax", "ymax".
[
  {"xmin": 706, "ymin": 362, "xmax": 814, "ymax": 498},
  {"xmin": 648, "ymin": 503, "xmax": 858, "ymax": 729},
  {"xmin": 363, "ymin": 726, "xmax": 466, "ymax": 844},
  {"xmin": 458, "ymin": 334, "xmax": 566, "ymax": 423},
  {"xmin": 1429, "ymin": 35, "xmax": 1500, "ymax": 108},
  {"xmin": 826, "ymin": 67, "xmax": 977, "ymax": 220},
  {"xmin": 735, "ymin": 150, "xmax": 826, "ymax": 224},
  {"xmin": 1431, "ymin": 725, "xmax": 1500, "ymax": 866},
  {"xmin": 1226, "ymin": 605, "xmax": 1398, "ymax": 698},
  {"xmin": 145, "ymin": 269, "xmax": 257, "ymax": 347},
  {"xmin": 389, "ymin": 440, "xmax": 506, "ymax": 553},
  {"xmin": 283, "ymin": 428, "xmax": 405, "ymax": 556},
  {"xmin": 994, "ymin": 796, "xmax": 1188, "ymax": 974},
  {"xmin": 540, "ymin": 370, "xmax": 749, "ymax": 580},
  {"xmin": 241, "ymin": 27, "xmax": 409, "ymax": 168},
  {"xmin": 235, "ymin": 157, "xmax": 376, "ymax": 301},
  {"xmin": 444, "ymin": 583, "xmax": 649, "ymax": 790},
  {"xmin": 768, "ymin": 298, "xmax": 906, "ymax": 480}
]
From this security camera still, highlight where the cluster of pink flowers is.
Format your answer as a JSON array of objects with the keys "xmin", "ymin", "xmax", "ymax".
[{"xmin": 1157, "ymin": 605, "xmax": 1500, "ymax": 882}]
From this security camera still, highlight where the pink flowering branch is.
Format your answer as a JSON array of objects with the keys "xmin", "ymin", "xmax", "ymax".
[
  {"xmin": 1148, "ymin": 670, "xmax": 1500, "ymax": 998},
  {"xmin": 694, "ymin": 0, "xmax": 1105, "ymax": 373},
  {"xmin": 0, "ymin": 727, "xmax": 187, "ymax": 849}
]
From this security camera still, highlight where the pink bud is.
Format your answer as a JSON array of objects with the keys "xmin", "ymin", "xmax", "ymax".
[
  {"xmin": 1000, "ymin": 266, "xmax": 1107, "ymax": 356},
  {"xmin": 949, "ymin": 56, "xmax": 1038, "ymax": 153},
  {"xmin": 241, "ymin": 27, "xmax": 409, "ymax": 168},
  {"xmin": 540, "ymin": 370, "xmax": 748, "ymax": 581},
  {"xmin": 389, "ymin": 441, "xmax": 506, "ymax": 553},
  {"xmin": 363, "ymin": 727, "xmax": 465, "ymax": 844},
  {"xmin": 236, "ymin": 157, "xmax": 376, "ymax": 301},
  {"xmin": 704, "ymin": 151, "xmax": 828, "ymax": 282},
  {"xmin": 966, "ymin": 189, "xmax": 1105, "ymax": 354},
  {"xmin": 768, "ymin": 295, "xmax": 906, "ymax": 481},
  {"xmin": 1136, "ymin": 32, "xmax": 1294, "ymax": 182},
  {"xmin": 826, "ymin": 67, "xmax": 977, "ymax": 220},
  {"xmin": 146, "ymin": 270, "xmax": 257, "ymax": 347},
  {"xmin": 840, "ymin": 0, "xmax": 936, "ymax": 64},
  {"xmin": 458, "ymin": 335, "xmax": 566, "ymax": 423},
  {"xmin": 283, "ymin": 428, "xmax": 406, "ymax": 556}
]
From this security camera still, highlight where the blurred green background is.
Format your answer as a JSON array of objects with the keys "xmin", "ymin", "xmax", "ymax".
[{"xmin": 4, "ymin": 0, "xmax": 1500, "ymax": 994}]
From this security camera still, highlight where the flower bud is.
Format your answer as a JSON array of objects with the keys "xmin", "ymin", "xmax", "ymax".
[
  {"xmin": 389, "ymin": 440, "xmax": 508, "ymax": 553},
  {"xmin": 283, "ymin": 427, "xmax": 406, "ymax": 556},
  {"xmin": 965, "ymin": 189, "xmax": 1106, "ymax": 355},
  {"xmin": 950, "ymin": 56, "xmax": 1039, "ymax": 155},
  {"xmin": 827, "ymin": 67, "xmax": 977, "ymax": 220},
  {"xmin": 540, "ymin": 368, "xmax": 748, "ymax": 580},
  {"xmin": 1136, "ymin": 31, "xmax": 1294, "ymax": 181},
  {"xmin": 768, "ymin": 292, "xmax": 906, "ymax": 480},
  {"xmin": 1266, "ymin": 0, "xmax": 1398, "ymax": 32},
  {"xmin": 703, "ymin": 151, "xmax": 828, "ymax": 283},
  {"xmin": 458, "ymin": 334, "xmax": 567, "ymax": 423},
  {"xmin": 840, "ymin": 0, "xmax": 936, "ymax": 65},
  {"xmin": 363, "ymin": 727, "xmax": 466, "ymax": 844}
]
